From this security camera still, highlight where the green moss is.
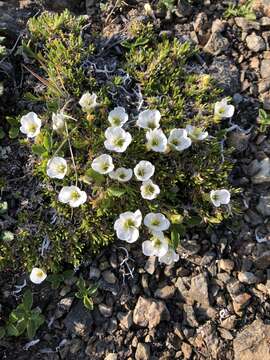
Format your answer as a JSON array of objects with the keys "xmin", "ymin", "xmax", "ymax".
[{"xmin": 0, "ymin": 11, "xmax": 238, "ymax": 272}]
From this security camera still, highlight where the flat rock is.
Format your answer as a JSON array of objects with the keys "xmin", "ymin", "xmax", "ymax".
[
  {"xmin": 246, "ymin": 33, "xmax": 266, "ymax": 52},
  {"xmin": 189, "ymin": 272, "xmax": 210, "ymax": 307},
  {"xmin": 64, "ymin": 302, "xmax": 93, "ymax": 337},
  {"xmin": 133, "ymin": 296, "xmax": 170, "ymax": 329},
  {"xmin": 251, "ymin": 157, "xmax": 270, "ymax": 183},
  {"xmin": 154, "ymin": 285, "xmax": 175, "ymax": 300},
  {"xmin": 255, "ymin": 251, "xmax": 270, "ymax": 269},
  {"xmin": 117, "ymin": 310, "xmax": 133, "ymax": 330},
  {"xmin": 253, "ymin": 0, "xmax": 270, "ymax": 17},
  {"xmin": 203, "ymin": 32, "xmax": 229, "ymax": 55},
  {"xmin": 235, "ymin": 17, "xmax": 260, "ymax": 31},
  {"xmin": 261, "ymin": 59, "xmax": 270, "ymax": 78},
  {"xmin": 257, "ymin": 195, "xmax": 270, "ymax": 216},
  {"xmin": 209, "ymin": 56, "xmax": 240, "ymax": 94},
  {"xmin": 233, "ymin": 319, "xmax": 270, "ymax": 360},
  {"xmin": 135, "ymin": 343, "xmax": 150, "ymax": 360},
  {"xmin": 144, "ymin": 256, "xmax": 157, "ymax": 275},
  {"xmin": 238, "ymin": 271, "xmax": 259, "ymax": 284}
]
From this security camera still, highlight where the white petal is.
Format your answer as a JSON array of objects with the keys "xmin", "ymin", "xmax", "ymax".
[
  {"xmin": 155, "ymin": 241, "xmax": 169, "ymax": 257},
  {"xmin": 58, "ymin": 186, "xmax": 72, "ymax": 203},
  {"xmin": 140, "ymin": 180, "xmax": 160, "ymax": 200},
  {"xmin": 126, "ymin": 228, "xmax": 139, "ymax": 243},
  {"xmin": 146, "ymin": 129, "xmax": 167, "ymax": 153},
  {"xmin": 137, "ymin": 109, "xmax": 161, "ymax": 129},
  {"xmin": 29, "ymin": 268, "xmax": 47, "ymax": 284},
  {"xmin": 91, "ymin": 154, "xmax": 114, "ymax": 174},
  {"xmin": 223, "ymin": 105, "xmax": 235, "ymax": 118},
  {"xmin": 134, "ymin": 209, "xmax": 142, "ymax": 227},
  {"xmin": 218, "ymin": 189, "xmax": 231, "ymax": 204},
  {"xmin": 69, "ymin": 190, "xmax": 87, "ymax": 208},
  {"xmin": 142, "ymin": 240, "xmax": 155, "ymax": 256},
  {"xmin": 108, "ymin": 107, "xmax": 128, "ymax": 127},
  {"xmin": 134, "ymin": 161, "xmax": 155, "ymax": 181}
]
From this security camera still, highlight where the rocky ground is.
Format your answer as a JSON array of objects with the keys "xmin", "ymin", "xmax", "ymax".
[{"xmin": 1, "ymin": 0, "xmax": 270, "ymax": 359}]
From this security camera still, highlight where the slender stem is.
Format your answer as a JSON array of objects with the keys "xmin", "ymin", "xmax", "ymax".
[{"xmin": 65, "ymin": 122, "xmax": 78, "ymax": 186}]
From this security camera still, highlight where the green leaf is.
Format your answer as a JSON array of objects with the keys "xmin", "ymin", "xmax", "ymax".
[
  {"xmin": 47, "ymin": 274, "xmax": 62, "ymax": 289},
  {"xmin": 6, "ymin": 116, "xmax": 19, "ymax": 126},
  {"xmin": 0, "ymin": 327, "xmax": 5, "ymax": 339},
  {"xmin": 43, "ymin": 133, "xmax": 52, "ymax": 151},
  {"xmin": 26, "ymin": 319, "xmax": 37, "ymax": 339},
  {"xmin": 107, "ymin": 186, "xmax": 126, "ymax": 198},
  {"xmin": 88, "ymin": 283, "xmax": 99, "ymax": 296},
  {"xmin": 83, "ymin": 296, "xmax": 93, "ymax": 310},
  {"xmin": 32, "ymin": 144, "xmax": 46, "ymax": 156},
  {"xmin": 170, "ymin": 228, "xmax": 180, "ymax": 249},
  {"xmin": 9, "ymin": 127, "xmax": 19, "ymax": 139},
  {"xmin": 6, "ymin": 323, "xmax": 20, "ymax": 337},
  {"xmin": 0, "ymin": 127, "xmax": 5, "ymax": 139},
  {"xmin": 23, "ymin": 290, "xmax": 33, "ymax": 310},
  {"xmin": 85, "ymin": 168, "xmax": 105, "ymax": 185}
]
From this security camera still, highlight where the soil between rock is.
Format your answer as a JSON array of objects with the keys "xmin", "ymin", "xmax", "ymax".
[{"xmin": 1, "ymin": 1, "xmax": 270, "ymax": 360}]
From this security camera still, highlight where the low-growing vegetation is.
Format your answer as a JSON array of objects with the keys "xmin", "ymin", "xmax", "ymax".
[{"xmin": 1, "ymin": 10, "xmax": 237, "ymax": 273}]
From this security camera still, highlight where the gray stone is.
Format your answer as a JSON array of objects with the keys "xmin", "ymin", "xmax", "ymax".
[
  {"xmin": 218, "ymin": 259, "xmax": 235, "ymax": 272},
  {"xmin": 105, "ymin": 354, "xmax": 118, "ymax": 360},
  {"xmin": 189, "ymin": 273, "xmax": 210, "ymax": 307},
  {"xmin": 258, "ymin": 78, "xmax": 270, "ymax": 93},
  {"xmin": 251, "ymin": 157, "xmax": 270, "ymax": 183},
  {"xmin": 154, "ymin": 285, "xmax": 175, "ymax": 300},
  {"xmin": 55, "ymin": 297, "xmax": 74, "ymax": 319},
  {"xmin": 262, "ymin": 92, "xmax": 270, "ymax": 110},
  {"xmin": 257, "ymin": 195, "xmax": 270, "ymax": 216},
  {"xmin": 203, "ymin": 32, "xmax": 229, "ymax": 55},
  {"xmin": 175, "ymin": 277, "xmax": 189, "ymax": 300},
  {"xmin": 183, "ymin": 304, "xmax": 198, "ymax": 327},
  {"xmin": 253, "ymin": 0, "xmax": 270, "ymax": 17},
  {"xmin": 261, "ymin": 59, "xmax": 270, "ymax": 78},
  {"xmin": 135, "ymin": 343, "xmax": 150, "ymax": 360},
  {"xmin": 64, "ymin": 302, "xmax": 93, "ymax": 337},
  {"xmin": 233, "ymin": 319, "xmax": 270, "ymax": 360},
  {"xmin": 209, "ymin": 56, "xmax": 240, "ymax": 94},
  {"xmin": 98, "ymin": 303, "xmax": 113, "ymax": 318},
  {"xmin": 261, "ymin": 17, "xmax": 270, "ymax": 26},
  {"xmin": 255, "ymin": 251, "xmax": 270, "ymax": 269},
  {"xmin": 144, "ymin": 256, "xmax": 157, "ymax": 275},
  {"xmin": 133, "ymin": 296, "xmax": 170, "ymax": 329},
  {"xmin": 235, "ymin": 17, "xmax": 260, "ymax": 31},
  {"xmin": 117, "ymin": 311, "xmax": 133, "ymax": 330},
  {"xmin": 246, "ymin": 33, "xmax": 265, "ymax": 52},
  {"xmin": 102, "ymin": 270, "xmax": 117, "ymax": 284},
  {"xmin": 238, "ymin": 271, "xmax": 259, "ymax": 284},
  {"xmin": 193, "ymin": 12, "xmax": 209, "ymax": 32},
  {"xmin": 89, "ymin": 266, "xmax": 101, "ymax": 280},
  {"xmin": 233, "ymin": 293, "xmax": 252, "ymax": 314}
]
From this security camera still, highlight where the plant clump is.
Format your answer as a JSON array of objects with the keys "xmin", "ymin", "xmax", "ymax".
[{"xmin": 1, "ymin": 11, "xmax": 237, "ymax": 273}]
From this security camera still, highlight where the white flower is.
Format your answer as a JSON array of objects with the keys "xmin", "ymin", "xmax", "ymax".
[
  {"xmin": 144, "ymin": 213, "xmax": 170, "ymax": 232},
  {"xmin": 146, "ymin": 128, "xmax": 167, "ymax": 152},
  {"xmin": 158, "ymin": 248, "xmax": 179, "ymax": 265},
  {"xmin": 46, "ymin": 157, "xmax": 67, "ymax": 179},
  {"xmin": 91, "ymin": 154, "xmax": 114, "ymax": 174},
  {"xmin": 210, "ymin": 189, "xmax": 231, "ymax": 207},
  {"xmin": 142, "ymin": 231, "xmax": 168, "ymax": 257},
  {"xmin": 114, "ymin": 210, "xmax": 142, "ymax": 243},
  {"xmin": 140, "ymin": 180, "xmax": 160, "ymax": 200},
  {"xmin": 58, "ymin": 186, "xmax": 87, "ymax": 208},
  {"xmin": 134, "ymin": 160, "xmax": 155, "ymax": 181},
  {"xmin": 20, "ymin": 112, "xmax": 41, "ymax": 138},
  {"xmin": 108, "ymin": 107, "xmax": 128, "ymax": 127},
  {"xmin": 168, "ymin": 128, "xmax": 192, "ymax": 151},
  {"xmin": 104, "ymin": 127, "xmax": 132, "ymax": 153},
  {"xmin": 109, "ymin": 167, "xmax": 133, "ymax": 182},
  {"xmin": 137, "ymin": 109, "xmax": 161, "ymax": 130},
  {"xmin": 186, "ymin": 125, "xmax": 208, "ymax": 141},
  {"xmin": 30, "ymin": 267, "xmax": 47, "ymax": 284},
  {"xmin": 214, "ymin": 98, "xmax": 235, "ymax": 118},
  {"xmin": 79, "ymin": 92, "xmax": 98, "ymax": 112},
  {"xmin": 52, "ymin": 112, "xmax": 65, "ymax": 132}
]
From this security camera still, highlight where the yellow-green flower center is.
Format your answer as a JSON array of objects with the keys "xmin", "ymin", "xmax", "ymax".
[
  {"xmin": 27, "ymin": 123, "xmax": 37, "ymax": 133},
  {"xmin": 112, "ymin": 117, "xmax": 121, "ymax": 126},
  {"xmin": 71, "ymin": 191, "xmax": 80, "ymax": 201},
  {"xmin": 113, "ymin": 137, "xmax": 125, "ymax": 147},
  {"xmin": 124, "ymin": 219, "xmax": 135, "ymax": 229},
  {"xmin": 151, "ymin": 219, "xmax": 160, "ymax": 226}
]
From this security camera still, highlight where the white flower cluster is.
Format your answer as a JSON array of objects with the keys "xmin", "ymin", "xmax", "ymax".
[
  {"xmin": 136, "ymin": 109, "xmax": 209, "ymax": 153},
  {"xmin": 19, "ymin": 96, "xmax": 234, "ymax": 278},
  {"xmin": 114, "ymin": 209, "xmax": 179, "ymax": 265}
]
